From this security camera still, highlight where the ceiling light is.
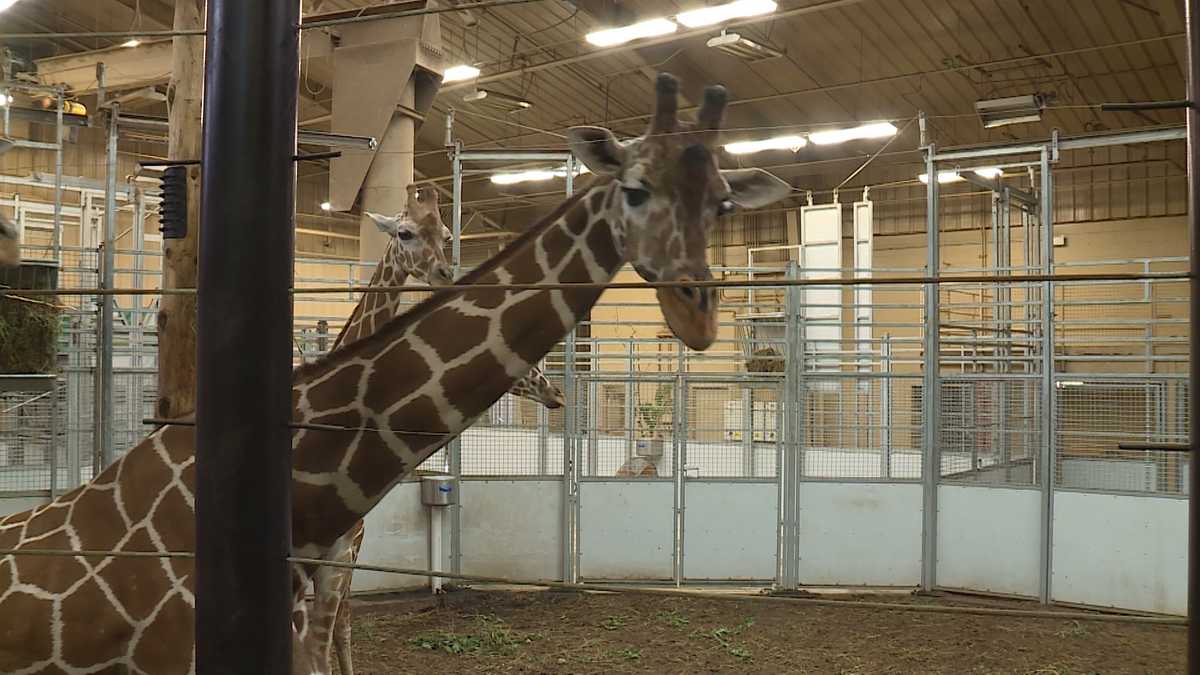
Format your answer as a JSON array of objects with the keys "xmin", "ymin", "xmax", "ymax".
[
  {"xmin": 724, "ymin": 135, "xmax": 806, "ymax": 155},
  {"xmin": 705, "ymin": 31, "xmax": 784, "ymax": 62},
  {"xmin": 462, "ymin": 89, "xmax": 533, "ymax": 113},
  {"xmin": 0, "ymin": 94, "xmax": 11, "ymax": 106},
  {"xmin": 121, "ymin": 39, "xmax": 141, "ymax": 48},
  {"xmin": 491, "ymin": 164, "xmax": 590, "ymax": 186},
  {"xmin": 677, "ymin": 0, "xmax": 777, "ymax": 28},
  {"xmin": 585, "ymin": 18, "xmax": 677, "ymax": 47},
  {"xmin": 0, "ymin": 0, "xmax": 21, "ymax": 12},
  {"xmin": 975, "ymin": 94, "xmax": 1043, "ymax": 129},
  {"xmin": 971, "ymin": 167, "xmax": 1003, "ymax": 179},
  {"xmin": 918, "ymin": 171, "xmax": 964, "ymax": 184},
  {"xmin": 320, "ymin": 201, "xmax": 332, "ymax": 211},
  {"xmin": 442, "ymin": 64, "xmax": 481, "ymax": 83},
  {"xmin": 809, "ymin": 122, "xmax": 898, "ymax": 146}
]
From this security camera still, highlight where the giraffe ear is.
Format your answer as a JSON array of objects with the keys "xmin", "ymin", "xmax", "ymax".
[
  {"xmin": 567, "ymin": 126, "xmax": 624, "ymax": 176},
  {"xmin": 721, "ymin": 168, "xmax": 793, "ymax": 210},
  {"xmin": 365, "ymin": 211, "xmax": 399, "ymax": 236}
]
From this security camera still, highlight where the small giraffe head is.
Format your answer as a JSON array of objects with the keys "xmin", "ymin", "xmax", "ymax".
[
  {"xmin": 0, "ymin": 213, "xmax": 19, "ymax": 266},
  {"xmin": 567, "ymin": 73, "xmax": 791, "ymax": 350},
  {"xmin": 510, "ymin": 368, "xmax": 565, "ymax": 409},
  {"xmin": 365, "ymin": 185, "xmax": 454, "ymax": 286}
]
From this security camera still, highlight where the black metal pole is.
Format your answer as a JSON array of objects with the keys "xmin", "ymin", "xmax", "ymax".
[
  {"xmin": 1188, "ymin": 0, "xmax": 1199, "ymax": 672},
  {"xmin": 195, "ymin": 0, "xmax": 298, "ymax": 671}
]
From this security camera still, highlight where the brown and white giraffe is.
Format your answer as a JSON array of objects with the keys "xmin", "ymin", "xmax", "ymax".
[
  {"xmin": 305, "ymin": 185, "xmax": 565, "ymax": 675},
  {"xmin": 0, "ymin": 73, "xmax": 789, "ymax": 673}
]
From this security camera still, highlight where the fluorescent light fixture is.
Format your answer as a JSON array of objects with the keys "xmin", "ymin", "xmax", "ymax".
[
  {"xmin": 705, "ymin": 31, "xmax": 783, "ymax": 62},
  {"xmin": 0, "ymin": 0, "xmax": 21, "ymax": 12},
  {"xmin": 442, "ymin": 64, "xmax": 481, "ymax": 83},
  {"xmin": 918, "ymin": 171, "xmax": 963, "ymax": 184},
  {"xmin": 0, "ymin": 94, "xmax": 12, "ymax": 106},
  {"xmin": 808, "ymin": 121, "xmax": 898, "ymax": 146},
  {"xmin": 975, "ymin": 94, "xmax": 1043, "ymax": 129},
  {"xmin": 1056, "ymin": 380, "xmax": 1085, "ymax": 388},
  {"xmin": 121, "ymin": 39, "xmax": 141, "ymax": 48},
  {"xmin": 491, "ymin": 164, "xmax": 590, "ymax": 186},
  {"xmin": 677, "ymin": 0, "xmax": 777, "ymax": 28},
  {"xmin": 585, "ymin": 18, "xmax": 677, "ymax": 47},
  {"xmin": 971, "ymin": 167, "xmax": 1003, "ymax": 179},
  {"xmin": 320, "ymin": 201, "xmax": 332, "ymax": 211},
  {"xmin": 724, "ymin": 135, "xmax": 806, "ymax": 155},
  {"xmin": 462, "ymin": 89, "xmax": 533, "ymax": 113}
]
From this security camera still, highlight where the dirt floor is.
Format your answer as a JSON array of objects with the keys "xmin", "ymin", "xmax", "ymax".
[{"xmin": 344, "ymin": 587, "xmax": 1185, "ymax": 674}]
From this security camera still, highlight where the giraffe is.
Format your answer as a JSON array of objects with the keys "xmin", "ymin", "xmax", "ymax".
[
  {"xmin": 0, "ymin": 72, "xmax": 790, "ymax": 674},
  {"xmin": 0, "ymin": 213, "xmax": 19, "ymax": 266},
  {"xmin": 305, "ymin": 185, "xmax": 565, "ymax": 675}
]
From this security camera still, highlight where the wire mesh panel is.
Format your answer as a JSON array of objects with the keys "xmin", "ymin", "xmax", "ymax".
[
  {"xmin": 937, "ymin": 377, "xmax": 1041, "ymax": 486},
  {"xmin": 681, "ymin": 380, "xmax": 780, "ymax": 479},
  {"xmin": 579, "ymin": 377, "xmax": 676, "ymax": 479},
  {"xmin": 0, "ymin": 379, "xmax": 60, "ymax": 494},
  {"xmin": 799, "ymin": 376, "xmax": 922, "ymax": 479},
  {"xmin": 1055, "ymin": 378, "xmax": 1187, "ymax": 494}
]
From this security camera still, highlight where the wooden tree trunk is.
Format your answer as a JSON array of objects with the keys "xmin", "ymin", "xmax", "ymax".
[{"xmin": 156, "ymin": 0, "xmax": 204, "ymax": 419}]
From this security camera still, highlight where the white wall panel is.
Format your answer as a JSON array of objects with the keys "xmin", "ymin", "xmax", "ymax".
[
  {"xmin": 683, "ymin": 482, "xmax": 776, "ymax": 580},
  {"xmin": 937, "ymin": 485, "xmax": 1041, "ymax": 597},
  {"xmin": 461, "ymin": 480, "xmax": 562, "ymax": 582},
  {"xmin": 579, "ymin": 481, "xmax": 674, "ymax": 580},
  {"xmin": 797, "ymin": 482, "xmax": 921, "ymax": 585}
]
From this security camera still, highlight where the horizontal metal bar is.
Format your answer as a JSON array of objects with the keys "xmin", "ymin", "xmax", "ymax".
[
  {"xmin": 298, "ymin": 130, "xmax": 376, "ymax": 150},
  {"xmin": 2, "ymin": 271, "xmax": 1188, "ymax": 297},
  {"xmin": 932, "ymin": 126, "xmax": 1186, "ymax": 161},
  {"xmin": 457, "ymin": 151, "xmax": 573, "ymax": 162},
  {"xmin": 1101, "ymin": 100, "xmax": 1192, "ymax": 112}
]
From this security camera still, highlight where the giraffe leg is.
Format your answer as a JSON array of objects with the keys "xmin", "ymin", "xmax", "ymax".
[{"xmin": 333, "ymin": 523, "xmax": 365, "ymax": 675}]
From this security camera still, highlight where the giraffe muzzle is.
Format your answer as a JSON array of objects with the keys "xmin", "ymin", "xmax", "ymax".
[{"xmin": 656, "ymin": 274, "xmax": 718, "ymax": 351}]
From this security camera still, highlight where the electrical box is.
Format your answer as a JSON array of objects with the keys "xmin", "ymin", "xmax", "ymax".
[
  {"xmin": 1053, "ymin": 235, "xmax": 1067, "ymax": 247},
  {"xmin": 159, "ymin": 165, "xmax": 188, "ymax": 239},
  {"xmin": 421, "ymin": 475, "xmax": 458, "ymax": 506}
]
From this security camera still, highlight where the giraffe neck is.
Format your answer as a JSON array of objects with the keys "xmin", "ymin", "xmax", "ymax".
[
  {"xmin": 290, "ymin": 180, "xmax": 622, "ymax": 553},
  {"xmin": 333, "ymin": 240, "xmax": 410, "ymax": 350}
]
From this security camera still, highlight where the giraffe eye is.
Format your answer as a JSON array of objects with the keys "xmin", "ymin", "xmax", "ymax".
[
  {"xmin": 397, "ymin": 230, "xmax": 415, "ymax": 241},
  {"xmin": 717, "ymin": 199, "xmax": 736, "ymax": 216},
  {"xmin": 622, "ymin": 187, "xmax": 650, "ymax": 208}
]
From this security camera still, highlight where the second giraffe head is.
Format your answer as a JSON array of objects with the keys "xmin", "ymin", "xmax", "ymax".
[{"xmin": 365, "ymin": 184, "xmax": 455, "ymax": 287}]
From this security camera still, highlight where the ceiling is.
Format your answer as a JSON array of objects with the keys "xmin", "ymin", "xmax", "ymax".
[{"xmin": 2, "ymin": 0, "xmax": 1189, "ymax": 235}]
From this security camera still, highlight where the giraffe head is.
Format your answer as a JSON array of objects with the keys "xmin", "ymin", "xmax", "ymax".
[
  {"xmin": 510, "ymin": 368, "xmax": 565, "ymax": 409},
  {"xmin": 365, "ymin": 185, "xmax": 454, "ymax": 286},
  {"xmin": 0, "ymin": 213, "xmax": 19, "ymax": 266},
  {"xmin": 566, "ymin": 73, "xmax": 791, "ymax": 351}
]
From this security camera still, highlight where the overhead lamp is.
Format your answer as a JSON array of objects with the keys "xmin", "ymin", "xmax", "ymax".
[
  {"xmin": 121, "ymin": 39, "xmax": 141, "ymax": 48},
  {"xmin": 442, "ymin": 64, "xmax": 481, "ymax": 83},
  {"xmin": 320, "ymin": 201, "xmax": 332, "ymax": 211},
  {"xmin": 585, "ymin": 18, "xmax": 677, "ymax": 47},
  {"xmin": 677, "ymin": 0, "xmax": 777, "ymax": 28},
  {"xmin": 0, "ymin": 93, "xmax": 11, "ymax": 106},
  {"xmin": 491, "ymin": 164, "xmax": 590, "ymax": 186},
  {"xmin": 918, "ymin": 171, "xmax": 963, "ymax": 184},
  {"xmin": 809, "ymin": 122, "xmax": 897, "ymax": 146},
  {"xmin": 461, "ymin": 89, "xmax": 533, "ymax": 113},
  {"xmin": 0, "ymin": 0, "xmax": 21, "ymax": 12},
  {"xmin": 705, "ymin": 31, "xmax": 783, "ymax": 62},
  {"xmin": 975, "ymin": 94, "xmax": 1043, "ymax": 129},
  {"xmin": 724, "ymin": 135, "xmax": 806, "ymax": 155},
  {"xmin": 918, "ymin": 167, "xmax": 1002, "ymax": 184}
]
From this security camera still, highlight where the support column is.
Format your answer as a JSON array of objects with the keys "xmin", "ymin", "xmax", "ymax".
[
  {"xmin": 157, "ymin": 0, "xmax": 205, "ymax": 420},
  {"xmin": 1184, "ymin": 1, "xmax": 1199, "ymax": 666},
  {"xmin": 921, "ymin": 144, "xmax": 940, "ymax": 592},
  {"xmin": 359, "ymin": 85, "xmax": 417, "ymax": 263},
  {"xmin": 1038, "ymin": 148, "xmax": 1056, "ymax": 605},
  {"xmin": 195, "ymin": 0, "xmax": 298, "ymax": 670}
]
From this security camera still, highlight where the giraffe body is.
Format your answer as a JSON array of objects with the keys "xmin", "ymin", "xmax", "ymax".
[{"xmin": 0, "ymin": 73, "xmax": 789, "ymax": 673}]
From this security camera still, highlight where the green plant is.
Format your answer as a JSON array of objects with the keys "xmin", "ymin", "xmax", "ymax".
[
  {"xmin": 407, "ymin": 615, "xmax": 537, "ymax": 657},
  {"xmin": 657, "ymin": 609, "xmax": 689, "ymax": 628},
  {"xmin": 635, "ymin": 384, "xmax": 673, "ymax": 438},
  {"xmin": 600, "ymin": 614, "xmax": 629, "ymax": 631},
  {"xmin": 618, "ymin": 648, "xmax": 642, "ymax": 660}
]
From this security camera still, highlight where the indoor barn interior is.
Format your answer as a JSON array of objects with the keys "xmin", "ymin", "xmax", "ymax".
[{"xmin": 0, "ymin": 0, "xmax": 1196, "ymax": 672}]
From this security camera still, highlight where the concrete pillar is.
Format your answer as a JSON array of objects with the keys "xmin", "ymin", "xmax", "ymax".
[{"xmin": 358, "ymin": 83, "xmax": 417, "ymax": 263}]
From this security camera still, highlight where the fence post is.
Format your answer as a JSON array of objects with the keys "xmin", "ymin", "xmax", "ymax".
[
  {"xmin": 780, "ymin": 261, "xmax": 802, "ymax": 589},
  {"xmin": 921, "ymin": 142, "xmax": 941, "ymax": 592},
  {"xmin": 561, "ymin": 327, "xmax": 578, "ymax": 583},
  {"xmin": 1038, "ymin": 147, "xmax": 1056, "ymax": 604}
]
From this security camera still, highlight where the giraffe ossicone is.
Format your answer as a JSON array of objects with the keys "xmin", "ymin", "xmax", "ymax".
[{"xmin": 0, "ymin": 72, "xmax": 790, "ymax": 674}]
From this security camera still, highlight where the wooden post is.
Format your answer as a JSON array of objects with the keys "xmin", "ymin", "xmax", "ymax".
[{"xmin": 157, "ymin": 0, "xmax": 204, "ymax": 420}]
